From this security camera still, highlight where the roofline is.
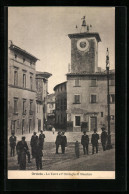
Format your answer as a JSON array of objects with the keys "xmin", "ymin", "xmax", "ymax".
[
  {"xmin": 66, "ymin": 71, "xmax": 115, "ymax": 76},
  {"xmin": 68, "ymin": 32, "xmax": 101, "ymax": 42},
  {"xmin": 9, "ymin": 43, "xmax": 39, "ymax": 61},
  {"xmin": 36, "ymin": 71, "xmax": 52, "ymax": 79},
  {"xmin": 53, "ymin": 81, "xmax": 67, "ymax": 91}
]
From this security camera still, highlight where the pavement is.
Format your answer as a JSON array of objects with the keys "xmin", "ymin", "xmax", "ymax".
[{"xmin": 8, "ymin": 132, "xmax": 115, "ymax": 171}]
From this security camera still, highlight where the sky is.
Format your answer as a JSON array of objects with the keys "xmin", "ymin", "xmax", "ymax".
[{"xmin": 8, "ymin": 7, "xmax": 115, "ymax": 94}]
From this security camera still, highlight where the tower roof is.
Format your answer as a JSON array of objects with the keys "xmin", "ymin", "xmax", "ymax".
[{"xmin": 68, "ymin": 32, "xmax": 101, "ymax": 42}]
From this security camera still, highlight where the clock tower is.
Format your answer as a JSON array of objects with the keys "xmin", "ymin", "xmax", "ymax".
[{"xmin": 68, "ymin": 17, "xmax": 101, "ymax": 73}]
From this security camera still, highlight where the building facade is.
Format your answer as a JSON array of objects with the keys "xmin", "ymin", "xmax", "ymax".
[
  {"xmin": 47, "ymin": 93, "xmax": 55, "ymax": 129},
  {"xmin": 54, "ymin": 17, "xmax": 115, "ymax": 132},
  {"xmin": 8, "ymin": 41, "xmax": 52, "ymax": 135},
  {"xmin": 54, "ymin": 82, "xmax": 67, "ymax": 130},
  {"xmin": 36, "ymin": 72, "xmax": 52, "ymax": 132},
  {"xmin": 66, "ymin": 72, "xmax": 115, "ymax": 132},
  {"xmin": 8, "ymin": 41, "xmax": 38, "ymax": 135}
]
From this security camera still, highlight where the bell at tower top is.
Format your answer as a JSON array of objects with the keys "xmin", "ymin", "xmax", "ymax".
[{"xmin": 68, "ymin": 16, "xmax": 101, "ymax": 42}]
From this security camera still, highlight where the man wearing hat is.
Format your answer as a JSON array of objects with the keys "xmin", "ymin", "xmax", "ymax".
[
  {"xmin": 35, "ymin": 139, "xmax": 43, "ymax": 170},
  {"xmin": 9, "ymin": 131, "xmax": 16, "ymax": 157},
  {"xmin": 55, "ymin": 131, "xmax": 62, "ymax": 154},
  {"xmin": 30, "ymin": 132, "xmax": 38, "ymax": 158},
  {"xmin": 91, "ymin": 129, "xmax": 99, "ymax": 154},
  {"xmin": 16, "ymin": 136, "xmax": 31, "ymax": 170},
  {"xmin": 101, "ymin": 127, "xmax": 108, "ymax": 151},
  {"xmin": 61, "ymin": 131, "xmax": 67, "ymax": 154},
  {"xmin": 39, "ymin": 130, "xmax": 45, "ymax": 150},
  {"xmin": 81, "ymin": 131, "xmax": 89, "ymax": 155}
]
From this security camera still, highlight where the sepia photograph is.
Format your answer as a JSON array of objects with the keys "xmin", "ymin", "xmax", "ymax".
[{"xmin": 8, "ymin": 7, "xmax": 115, "ymax": 179}]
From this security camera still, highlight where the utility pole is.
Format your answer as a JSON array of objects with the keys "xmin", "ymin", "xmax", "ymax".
[{"xmin": 106, "ymin": 48, "xmax": 112, "ymax": 150}]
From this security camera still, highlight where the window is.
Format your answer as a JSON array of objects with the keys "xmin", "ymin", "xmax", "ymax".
[
  {"xmin": 75, "ymin": 79, "xmax": 80, "ymax": 87},
  {"xmin": 23, "ymin": 74, "xmax": 26, "ymax": 88},
  {"xmin": 107, "ymin": 94, "xmax": 115, "ymax": 104},
  {"xmin": 74, "ymin": 95, "xmax": 80, "ymax": 104},
  {"xmin": 109, "ymin": 94, "xmax": 115, "ymax": 103},
  {"xmin": 91, "ymin": 79, "xmax": 97, "ymax": 87},
  {"xmin": 14, "ymin": 70, "xmax": 18, "ymax": 86},
  {"xmin": 11, "ymin": 120, "xmax": 16, "ymax": 133},
  {"xmin": 64, "ymin": 98, "xmax": 67, "ymax": 110},
  {"xmin": 75, "ymin": 116, "xmax": 81, "ymax": 126},
  {"xmin": 61, "ymin": 99, "xmax": 63, "ymax": 110},
  {"xmin": 30, "ymin": 76, "xmax": 33, "ymax": 90},
  {"xmin": 23, "ymin": 99, "xmax": 26, "ymax": 115},
  {"xmin": 91, "ymin": 95, "xmax": 97, "ymax": 103},
  {"xmin": 37, "ymin": 103, "xmax": 38, "ymax": 113},
  {"xmin": 14, "ymin": 98, "xmax": 18, "ymax": 114},
  {"xmin": 29, "ymin": 100, "xmax": 33, "ymax": 114},
  {"xmin": 101, "ymin": 112, "xmax": 103, "ymax": 117},
  {"xmin": 15, "ymin": 54, "xmax": 17, "ymax": 59},
  {"xmin": 17, "ymin": 120, "xmax": 20, "ymax": 129},
  {"xmin": 23, "ymin": 58, "xmax": 25, "ymax": 63}
]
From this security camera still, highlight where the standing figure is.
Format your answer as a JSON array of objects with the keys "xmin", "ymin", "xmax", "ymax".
[
  {"xmin": 30, "ymin": 132, "xmax": 38, "ymax": 158},
  {"xmin": 75, "ymin": 141, "xmax": 80, "ymax": 158},
  {"xmin": 91, "ymin": 129, "xmax": 99, "ymax": 154},
  {"xmin": 35, "ymin": 140, "xmax": 43, "ymax": 170},
  {"xmin": 101, "ymin": 127, "xmax": 108, "ymax": 151},
  {"xmin": 52, "ymin": 126, "xmax": 55, "ymax": 134},
  {"xmin": 81, "ymin": 131, "xmax": 89, "ymax": 155},
  {"xmin": 9, "ymin": 131, "xmax": 16, "ymax": 157},
  {"xmin": 16, "ymin": 136, "xmax": 31, "ymax": 170},
  {"xmin": 55, "ymin": 131, "xmax": 62, "ymax": 154},
  {"xmin": 61, "ymin": 131, "xmax": 67, "ymax": 154},
  {"xmin": 39, "ymin": 130, "xmax": 45, "ymax": 150}
]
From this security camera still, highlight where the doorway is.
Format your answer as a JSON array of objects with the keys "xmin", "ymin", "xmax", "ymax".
[
  {"xmin": 90, "ymin": 117, "xmax": 97, "ymax": 131},
  {"xmin": 29, "ymin": 119, "xmax": 31, "ymax": 133},
  {"xmin": 38, "ymin": 119, "xmax": 41, "ymax": 132}
]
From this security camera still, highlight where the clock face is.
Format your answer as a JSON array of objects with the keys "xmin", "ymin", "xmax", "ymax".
[{"xmin": 77, "ymin": 39, "xmax": 89, "ymax": 52}]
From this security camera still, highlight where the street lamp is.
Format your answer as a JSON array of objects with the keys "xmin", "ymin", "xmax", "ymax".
[{"xmin": 106, "ymin": 48, "xmax": 112, "ymax": 150}]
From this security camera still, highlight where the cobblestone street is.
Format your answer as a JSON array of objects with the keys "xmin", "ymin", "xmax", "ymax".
[{"xmin": 8, "ymin": 132, "xmax": 115, "ymax": 171}]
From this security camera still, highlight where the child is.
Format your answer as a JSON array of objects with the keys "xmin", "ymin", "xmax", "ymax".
[{"xmin": 75, "ymin": 141, "xmax": 80, "ymax": 158}]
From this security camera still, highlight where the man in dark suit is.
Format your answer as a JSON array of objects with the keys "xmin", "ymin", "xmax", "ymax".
[
  {"xmin": 101, "ymin": 127, "xmax": 108, "ymax": 151},
  {"xmin": 55, "ymin": 131, "xmax": 62, "ymax": 154},
  {"xmin": 61, "ymin": 131, "xmax": 67, "ymax": 154},
  {"xmin": 81, "ymin": 131, "xmax": 89, "ymax": 155},
  {"xmin": 9, "ymin": 131, "xmax": 16, "ymax": 157},
  {"xmin": 39, "ymin": 130, "xmax": 45, "ymax": 150},
  {"xmin": 91, "ymin": 129, "xmax": 99, "ymax": 154},
  {"xmin": 30, "ymin": 132, "xmax": 38, "ymax": 158},
  {"xmin": 35, "ymin": 140, "xmax": 43, "ymax": 170},
  {"xmin": 16, "ymin": 136, "xmax": 31, "ymax": 170}
]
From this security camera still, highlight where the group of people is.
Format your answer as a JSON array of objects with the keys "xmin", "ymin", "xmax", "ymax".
[
  {"xmin": 9, "ymin": 130, "xmax": 45, "ymax": 170},
  {"xmin": 9, "ymin": 126, "xmax": 108, "ymax": 170},
  {"xmin": 75, "ymin": 127, "xmax": 108, "ymax": 158},
  {"xmin": 55, "ymin": 131, "xmax": 67, "ymax": 154}
]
